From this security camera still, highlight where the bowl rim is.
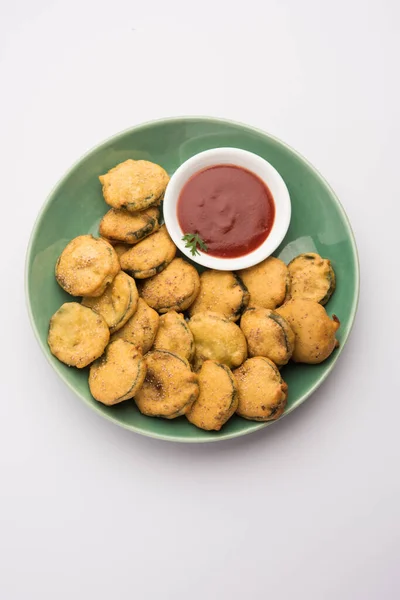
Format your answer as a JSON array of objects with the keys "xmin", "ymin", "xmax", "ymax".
[
  {"xmin": 163, "ymin": 147, "xmax": 292, "ymax": 270},
  {"xmin": 25, "ymin": 115, "xmax": 360, "ymax": 444}
]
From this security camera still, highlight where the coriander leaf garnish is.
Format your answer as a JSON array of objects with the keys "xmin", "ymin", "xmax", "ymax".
[{"xmin": 182, "ymin": 233, "xmax": 208, "ymax": 256}]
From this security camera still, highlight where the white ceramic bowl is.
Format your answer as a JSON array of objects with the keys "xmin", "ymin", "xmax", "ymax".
[{"xmin": 163, "ymin": 147, "xmax": 291, "ymax": 270}]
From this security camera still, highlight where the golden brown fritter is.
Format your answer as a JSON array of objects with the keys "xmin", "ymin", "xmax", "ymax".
[
  {"xmin": 288, "ymin": 253, "xmax": 336, "ymax": 305},
  {"xmin": 188, "ymin": 311, "xmax": 247, "ymax": 371},
  {"xmin": 110, "ymin": 298, "xmax": 159, "ymax": 354},
  {"xmin": 82, "ymin": 271, "xmax": 138, "ymax": 333},
  {"xmin": 48, "ymin": 302, "xmax": 109, "ymax": 368},
  {"xmin": 119, "ymin": 225, "xmax": 176, "ymax": 279},
  {"xmin": 240, "ymin": 307, "xmax": 295, "ymax": 366},
  {"xmin": 188, "ymin": 270, "xmax": 249, "ymax": 321},
  {"xmin": 276, "ymin": 298, "xmax": 340, "ymax": 364},
  {"xmin": 55, "ymin": 235, "xmax": 120, "ymax": 297},
  {"xmin": 234, "ymin": 357, "xmax": 288, "ymax": 421},
  {"xmin": 139, "ymin": 258, "xmax": 200, "ymax": 313},
  {"xmin": 186, "ymin": 360, "xmax": 238, "ymax": 431},
  {"xmin": 99, "ymin": 207, "xmax": 160, "ymax": 244},
  {"xmin": 237, "ymin": 256, "xmax": 289, "ymax": 309},
  {"xmin": 134, "ymin": 350, "xmax": 199, "ymax": 418},
  {"xmin": 89, "ymin": 340, "xmax": 146, "ymax": 405},
  {"xmin": 152, "ymin": 311, "xmax": 194, "ymax": 361},
  {"xmin": 99, "ymin": 159, "xmax": 169, "ymax": 212}
]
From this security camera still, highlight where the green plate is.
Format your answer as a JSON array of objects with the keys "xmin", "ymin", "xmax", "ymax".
[{"xmin": 25, "ymin": 117, "xmax": 359, "ymax": 443}]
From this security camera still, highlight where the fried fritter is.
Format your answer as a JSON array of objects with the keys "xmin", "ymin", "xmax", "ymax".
[
  {"xmin": 134, "ymin": 350, "xmax": 199, "ymax": 418},
  {"xmin": 99, "ymin": 159, "xmax": 169, "ymax": 212},
  {"xmin": 188, "ymin": 270, "xmax": 249, "ymax": 321},
  {"xmin": 110, "ymin": 298, "xmax": 159, "ymax": 354},
  {"xmin": 152, "ymin": 311, "xmax": 194, "ymax": 361},
  {"xmin": 89, "ymin": 340, "xmax": 146, "ymax": 405},
  {"xmin": 48, "ymin": 302, "xmax": 109, "ymax": 368},
  {"xmin": 99, "ymin": 207, "xmax": 159, "ymax": 244},
  {"xmin": 55, "ymin": 235, "xmax": 119, "ymax": 297},
  {"xmin": 237, "ymin": 256, "xmax": 289, "ymax": 309},
  {"xmin": 240, "ymin": 307, "xmax": 295, "ymax": 366},
  {"xmin": 82, "ymin": 271, "xmax": 138, "ymax": 333},
  {"xmin": 188, "ymin": 311, "xmax": 247, "ymax": 370},
  {"xmin": 288, "ymin": 252, "xmax": 336, "ymax": 305},
  {"xmin": 139, "ymin": 257, "xmax": 200, "ymax": 313},
  {"xmin": 119, "ymin": 225, "xmax": 176, "ymax": 279},
  {"xmin": 276, "ymin": 298, "xmax": 340, "ymax": 364},
  {"xmin": 234, "ymin": 357, "xmax": 288, "ymax": 421},
  {"xmin": 186, "ymin": 360, "xmax": 238, "ymax": 431}
]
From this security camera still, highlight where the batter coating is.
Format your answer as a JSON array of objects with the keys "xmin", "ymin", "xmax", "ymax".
[
  {"xmin": 134, "ymin": 350, "xmax": 199, "ymax": 418},
  {"xmin": 89, "ymin": 340, "xmax": 146, "ymax": 405},
  {"xmin": 111, "ymin": 298, "xmax": 159, "ymax": 354},
  {"xmin": 186, "ymin": 360, "xmax": 238, "ymax": 431},
  {"xmin": 240, "ymin": 307, "xmax": 295, "ymax": 366},
  {"xmin": 99, "ymin": 207, "xmax": 160, "ymax": 244},
  {"xmin": 139, "ymin": 258, "xmax": 200, "ymax": 313},
  {"xmin": 277, "ymin": 298, "xmax": 340, "ymax": 364},
  {"xmin": 48, "ymin": 302, "xmax": 109, "ymax": 368},
  {"xmin": 189, "ymin": 270, "xmax": 249, "ymax": 321},
  {"xmin": 152, "ymin": 311, "xmax": 194, "ymax": 361},
  {"xmin": 55, "ymin": 235, "xmax": 119, "ymax": 297},
  {"xmin": 234, "ymin": 357, "xmax": 288, "ymax": 421},
  {"xmin": 99, "ymin": 159, "xmax": 169, "ymax": 212},
  {"xmin": 237, "ymin": 256, "xmax": 289, "ymax": 309},
  {"xmin": 288, "ymin": 253, "xmax": 336, "ymax": 305},
  {"xmin": 120, "ymin": 225, "xmax": 176, "ymax": 279},
  {"xmin": 188, "ymin": 311, "xmax": 247, "ymax": 371},
  {"xmin": 82, "ymin": 271, "xmax": 138, "ymax": 333}
]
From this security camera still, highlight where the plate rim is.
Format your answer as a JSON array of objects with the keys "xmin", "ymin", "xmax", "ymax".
[{"xmin": 25, "ymin": 115, "xmax": 360, "ymax": 443}]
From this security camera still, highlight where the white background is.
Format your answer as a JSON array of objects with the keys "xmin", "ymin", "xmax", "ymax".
[{"xmin": 1, "ymin": 1, "xmax": 399, "ymax": 598}]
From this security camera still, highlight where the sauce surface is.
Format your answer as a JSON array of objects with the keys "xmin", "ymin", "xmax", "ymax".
[{"xmin": 177, "ymin": 165, "xmax": 275, "ymax": 258}]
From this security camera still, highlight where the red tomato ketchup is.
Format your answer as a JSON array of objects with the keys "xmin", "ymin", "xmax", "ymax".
[{"xmin": 177, "ymin": 165, "xmax": 275, "ymax": 258}]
